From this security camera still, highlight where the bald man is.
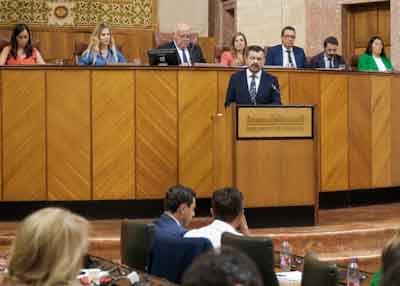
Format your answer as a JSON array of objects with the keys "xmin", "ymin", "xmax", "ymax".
[{"xmin": 159, "ymin": 23, "xmax": 206, "ymax": 65}]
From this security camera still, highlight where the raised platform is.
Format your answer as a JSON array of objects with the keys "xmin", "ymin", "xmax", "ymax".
[{"xmin": 1, "ymin": 203, "xmax": 399, "ymax": 274}]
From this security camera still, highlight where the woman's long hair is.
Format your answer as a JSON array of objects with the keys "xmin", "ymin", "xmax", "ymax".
[
  {"xmin": 230, "ymin": 32, "xmax": 247, "ymax": 64},
  {"xmin": 10, "ymin": 23, "xmax": 33, "ymax": 59},
  {"xmin": 6, "ymin": 208, "xmax": 89, "ymax": 286},
  {"xmin": 83, "ymin": 23, "xmax": 118, "ymax": 65},
  {"xmin": 365, "ymin": 36, "xmax": 386, "ymax": 57}
]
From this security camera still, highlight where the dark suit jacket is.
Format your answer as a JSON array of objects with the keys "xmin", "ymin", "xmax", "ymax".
[
  {"xmin": 225, "ymin": 69, "xmax": 281, "ymax": 107},
  {"xmin": 309, "ymin": 52, "xmax": 345, "ymax": 68},
  {"xmin": 266, "ymin": 44, "xmax": 307, "ymax": 68},
  {"xmin": 158, "ymin": 41, "xmax": 206, "ymax": 64},
  {"xmin": 153, "ymin": 213, "xmax": 186, "ymax": 237},
  {"xmin": 149, "ymin": 232, "xmax": 213, "ymax": 283}
]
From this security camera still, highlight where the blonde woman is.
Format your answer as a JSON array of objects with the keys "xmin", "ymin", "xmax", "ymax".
[
  {"xmin": 3, "ymin": 208, "xmax": 89, "ymax": 286},
  {"xmin": 220, "ymin": 32, "xmax": 247, "ymax": 66},
  {"xmin": 79, "ymin": 23, "xmax": 126, "ymax": 66}
]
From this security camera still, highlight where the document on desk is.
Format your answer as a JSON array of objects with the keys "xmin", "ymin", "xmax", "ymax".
[{"xmin": 277, "ymin": 271, "xmax": 302, "ymax": 286}]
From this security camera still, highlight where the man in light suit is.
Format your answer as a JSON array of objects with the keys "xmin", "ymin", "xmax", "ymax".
[
  {"xmin": 309, "ymin": 36, "xmax": 346, "ymax": 69},
  {"xmin": 158, "ymin": 23, "xmax": 206, "ymax": 65},
  {"xmin": 153, "ymin": 185, "xmax": 196, "ymax": 237},
  {"xmin": 225, "ymin": 45, "xmax": 281, "ymax": 107},
  {"xmin": 265, "ymin": 26, "xmax": 307, "ymax": 68}
]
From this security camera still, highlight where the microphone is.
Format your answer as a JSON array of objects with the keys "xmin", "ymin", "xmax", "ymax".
[{"xmin": 271, "ymin": 83, "xmax": 281, "ymax": 95}]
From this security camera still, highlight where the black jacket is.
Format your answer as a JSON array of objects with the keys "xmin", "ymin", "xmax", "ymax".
[{"xmin": 158, "ymin": 41, "xmax": 206, "ymax": 64}]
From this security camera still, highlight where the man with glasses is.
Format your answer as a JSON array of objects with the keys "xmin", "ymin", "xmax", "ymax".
[
  {"xmin": 159, "ymin": 23, "xmax": 206, "ymax": 65},
  {"xmin": 309, "ymin": 36, "xmax": 346, "ymax": 69},
  {"xmin": 265, "ymin": 26, "xmax": 307, "ymax": 68}
]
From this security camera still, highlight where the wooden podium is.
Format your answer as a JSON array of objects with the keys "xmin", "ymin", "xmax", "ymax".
[{"xmin": 233, "ymin": 105, "xmax": 318, "ymax": 225}]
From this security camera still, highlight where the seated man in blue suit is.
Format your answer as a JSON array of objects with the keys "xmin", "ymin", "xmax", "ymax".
[
  {"xmin": 309, "ymin": 36, "xmax": 346, "ymax": 69},
  {"xmin": 153, "ymin": 185, "xmax": 196, "ymax": 237},
  {"xmin": 158, "ymin": 23, "xmax": 206, "ymax": 65},
  {"xmin": 265, "ymin": 26, "xmax": 307, "ymax": 68},
  {"xmin": 225, "ymin": 45, "xmax": 281, "ymax": 107}
]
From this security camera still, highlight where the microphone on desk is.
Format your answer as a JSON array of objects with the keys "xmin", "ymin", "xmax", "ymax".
[{"xmin": 271, "ymin": 83, "xmax": 281, "ymax": 96}]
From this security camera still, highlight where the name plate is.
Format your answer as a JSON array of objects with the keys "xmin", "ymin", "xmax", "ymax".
[{"xmin": 237, "ymin": 106, "xmax": 313, "ymax": 139}]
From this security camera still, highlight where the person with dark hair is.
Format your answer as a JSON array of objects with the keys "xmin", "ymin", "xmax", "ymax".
[
  {"xmin": 220, "ymin": 32, "xmax": 247, "ymax": 66},
  {"xmin": 0, "ymin": 23, "xmax": 45, "ymax": 65},
  {"xmin": 358, "ymin": 36, "xmax": 392, "ymax": 72},
  {"xmin": 153, "ymin": 185, "xmax": 196, "ymax": 237},
  {"xmin": 380, "ymin": 261, "xmax": 400, "ymax": 286},
  {"xmin": 185, "ymin": 187, "xmax": 250, "ymax": 248},
  {"xmin": 224, "ymin": 45, "xmax": 281, "ymax": 107},
  {"xmin": 370, "ymin": 231, "xmax": 400, "ymax": 286},
  {"xmin": 265, "ymin": 26, "xmax": 307, "ymax": 68},
  {"xmin": 309, "ymin": 36, "xmax": 346, "ymax": 69},
  {"xmin": 182, "ymin": 247, "xmax": 262, "ymax": 286}
]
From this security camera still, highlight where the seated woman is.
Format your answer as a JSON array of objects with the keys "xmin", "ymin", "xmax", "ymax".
[
  {"xmin": 2, "ymin": 208, "xmax": 89, "ymax": 286},
  {"xmin": 0, "ymin": 23, "xmax": 45, "ymax": 65},
  {"xmin": 370, "ymin": 231, "xmax": 400, "ymax": 286},
  {"xmin": 79, "ymin": 23, "xmax": 126, "ymax": 66},
  {"xmin": 358, "ymin": 36, "xmax": 392, "ymax": 72},
  {"xmin": 220, "ymin": 32, "xmax": 247, "ymax": 66}
]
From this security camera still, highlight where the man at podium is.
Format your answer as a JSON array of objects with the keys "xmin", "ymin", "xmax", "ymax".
[{"xmin": 225, "ymin": 45, "xmax": 281, "ymax": 107}]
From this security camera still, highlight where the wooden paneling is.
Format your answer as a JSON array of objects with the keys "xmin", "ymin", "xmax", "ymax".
[
  {"xmin": 348, "ymin": 75, "xmax": 372, "ymax": 189},
  {"xmin": 236, "ymin": 140, "xmax": 315, "ymax": 207},
  {"xmin": 179, "ymin": 70, "xmax": 218, "ymax": 197},
  {"xmin": 391, "ymin": 75, "xmax": 400, "ymax": 185},
  {"xmin": 269, "ymin": 71, "xmax": 289, "ymax": 104},
  {"xmin": 2, "ymin": 70, "xmax": 46, "ymax": 201},
  {"xmin": 320, "ymin": 74, "xmax": 348, "ymax": 191},
  {"xmin": 371, "ymin": 75, "xmax": 391, "ymax": 187},
  {"xmin": 92, "ymin": 71, "xmax": 135, "ymax": 200},
  {"xmin": 353, "ymin": 9, "xmax": 378, "ymax": 48},
  {"xmin": 378, "ymin": 8, "xmax": 391, "ymax": 45},
  {"xmin": 47, "ymin": 70, "xmax": 91, "ymax": 200},
  {"xmin": 198, "ymin": 37, "xmax": 216, "ymax": 63},
  {"xmin": 289, "ymin": 72, "xmax": 320, "ymax": 105},
  {"xmin": 136, "ymin": 70, "xmax": 178, "ymax": 199}
]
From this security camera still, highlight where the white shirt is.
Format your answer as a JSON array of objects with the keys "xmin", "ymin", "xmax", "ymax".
[
  {"xmin": 246, "ymin": 69, "xmax": 262, "ymax": 94},
  {"xmin": 184, "ymin": 219, "xmax": 242, "ymax": 249},
  {"xmin": 174, "ymin": 41, "xmax": 191, "ymax": 65},
  {"xmin": 324, "ymin": 54, "xmax": 334, "ymax": 69},
  {"xmin": 282, "ymin": 45, "xmax": 297, "ymax": 68},
  {"xmin": 373, "ymin": 56, "xmax": 387, "ymax": 72}
]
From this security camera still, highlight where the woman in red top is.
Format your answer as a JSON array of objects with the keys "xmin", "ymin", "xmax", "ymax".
[
  {"xmin": 0, "ymin": 24, "xmax": 45, "ymax": 65},
  {"xmin": 220, "ymin": 32, "xmax": 247, "ymax": 66}
]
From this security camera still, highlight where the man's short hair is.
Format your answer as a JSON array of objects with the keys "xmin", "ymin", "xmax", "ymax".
[
  {"xmin": 211, "ymin": 187, "xmax": 243, "ymax": 223},
  {"xmin": 281, "ymin": 26, "xmax": 296, "ymax": 36},
  {"xmin": 164, "ymin": 185, "xmax": 195, "ymax": 213},
  {"xmin": 182, "ymin": 247, "xmax": 262, "ymax": 286},
  {"xmin": 246, "ymin": 45, "xmax": 265, "ymax": 57},
  {"xmin": 323, "ymin": 36, "xmax": 339, "ymax": 47}
]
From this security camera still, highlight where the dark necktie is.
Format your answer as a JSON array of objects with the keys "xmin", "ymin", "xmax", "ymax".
[
  {"xmin": 249, "ymin": 74, "xmax": 257, "ymax": 105},
  {"xmin": 328, "ymin": 57, "xmax": 333, "ymax": 68},
  {"xmin": 286, "ymin": 50, "xmax": 293, "ymax": 66},
  {"xmin": 181, "ymin": 49, "xmax": 189, "ymax": 64}
]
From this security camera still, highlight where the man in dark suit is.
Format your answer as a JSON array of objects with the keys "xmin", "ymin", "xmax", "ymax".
[
  {"xmin": 158, "ymin": 23, "xmax": 206, "ymax": 65},
  {"xmin": 153, "ymin": 185, "xmax": 196, "ymax": 237},
  {"xmin": 265, "ymin": 26, "xmax": 307, "ymax": 68},
  {"xmin": 309, "ymin": 36, "xmax": 346, "ymax": 69},
  {"xmin": 225, "ymin": 45, "xmax": 281, "ymax": 107}
]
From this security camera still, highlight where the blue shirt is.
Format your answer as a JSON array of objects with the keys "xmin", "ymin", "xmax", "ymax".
[{"xmin": 79, "ymin": 48, "xmax": 126, "ymax": 66}]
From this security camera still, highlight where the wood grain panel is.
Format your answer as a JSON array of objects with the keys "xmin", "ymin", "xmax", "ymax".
[
  {"xmin": 198, "ymin": 37, "xmax": 216, "ymax": 63},
  {"xmin": 353, "ymin": 9, "xmax": 378, "ymax": 48},
  {"xmin": 2, "ymin": 71, "xmax": 46, "ymax": 201},
  {"xmin": 236, "ymin": 140, "xmax": 315, "ymax": 207},
  {"xmin": 92, "ymin": 71, "xmax": 135, "ymax": 200},
  {"xmin": 391, "ymin": 75, "xmax": 400, "ymax": 185},
  {"xmin": 136, "ymin": 70, "xmax": 178, "ymax": 199},
  {"xmin": 289, "ymin": 72, "xmax": 320, "ymax": 105},
  {"xmin": 320, "ymin": 74, "xmax": 348, "ymax": 191},
  {"xmin": 371, "ymin": 75, "xmax": 391, "ymax": 187},
  {"xmin": 269, "ymin": 71, "xmax": 289, "ymax": 104},
  {"xmin": 348, "ymin": 75, "xmax": 372, "ymax": 189},
  {"xmin": 214, "ymin": 71, "xmax": 236, "ymax": 189},
  {"xmin": 179, "ymin": 70, "xmax": 218, "ymax": 198},
  {"xmin": 47, "ymin": 70, "xmax": 91, "ymax": 200},
  {"xmin": 378, "ymin": 7, "xmax": 390, "ymax": 44}
]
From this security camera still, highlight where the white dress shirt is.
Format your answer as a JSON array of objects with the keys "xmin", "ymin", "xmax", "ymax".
[
  {"xmin": 246, "ymin": 69, "xmax": 262, "ymax": 94},
  {"xmin": 174, "ymin": 41, "xmax": 191, "ymax": 65},
  {"xmin": 373, "ymin": 56, "xmax": 387, "ymax": 72},
  {"xmin": 282, "ymin": 45, "xmax": 297, "ymax": 68},
  {"xmin": 184, "ymin": 219, "xmax": 242, "ymax": 249},
  {"xmin": 324, "ymin": 54, "xmax": 334, "ymax": 68}
]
